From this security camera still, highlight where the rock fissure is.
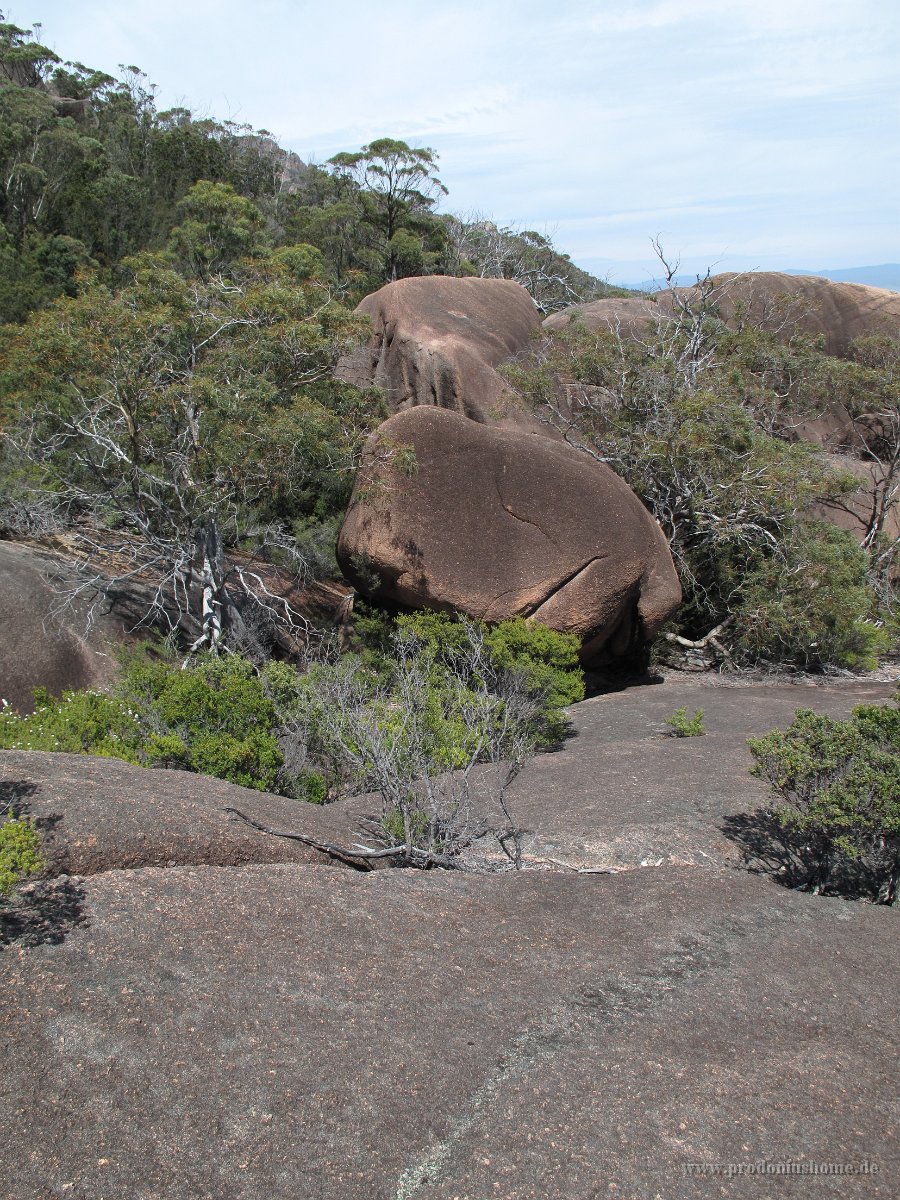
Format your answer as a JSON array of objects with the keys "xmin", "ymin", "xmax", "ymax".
[{"xmin": 393, "ymin": 903, "xmax": 789, "ymax": 1199}]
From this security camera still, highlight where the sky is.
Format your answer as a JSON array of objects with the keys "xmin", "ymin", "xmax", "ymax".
[{"xmin": 9, "ymin": 0, "xmax": 900, "ymax": 285}]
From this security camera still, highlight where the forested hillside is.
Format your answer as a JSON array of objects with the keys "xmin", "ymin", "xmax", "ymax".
[{"xmin": 0, "ymin": 15, "xmax": 610, "ymax": 321}]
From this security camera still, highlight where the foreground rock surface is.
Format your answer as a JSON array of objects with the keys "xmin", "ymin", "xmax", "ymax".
[
  {"xmin": 498, "ymin": 677, "xmax": 898, "ymax": 869},
  {"xmin": 2, "ymin": 678, "xmax": 898, "ymax": 1199},
  {"xmin": 2, "ymin": 863, "xmax": 896, "ymax": 1200},
  {"xmin": 337, "ymin": 406, "xmax": 681, "ymax": 662},
  {"xmin": 0, "ymin": 751, "xmax": 371, "ymax": 876},
  {"xmin": 336, "ymin": 274, "xmax": 543, "ymax": 430}
]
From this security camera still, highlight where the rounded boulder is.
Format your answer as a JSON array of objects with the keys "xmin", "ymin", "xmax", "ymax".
[
  {"xmin": 336, "ymin": 406, "xmax": 681, "ymax": 664},
  {"xmin": 336, "ymin": 274, "xmax": 543, "ymax": 430}
]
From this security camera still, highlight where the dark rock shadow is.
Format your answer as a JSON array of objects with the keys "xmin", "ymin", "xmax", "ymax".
[
  {"xmin": 721, "ymin": 809, "xmax": 883, "ymax": 902},
  {"xmin": 1, "ymin": 779, "xmax": 70, "ymax": 871},
  {"xmin": 0, "ymin": 876, "xmax": 88, "ymax": 950},
  {"xmin": 1, "ymin": 779, "xmax": 82, "ymax": 945},
  {"xmin": 0, "ymin": 779, "xmax": 39, "ymax": 812}
]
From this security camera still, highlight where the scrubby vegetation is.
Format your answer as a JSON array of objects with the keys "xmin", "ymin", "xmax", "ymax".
[
  {"xmin": 1, "ymin": 15, "xmax": 898, "ymax": 871},
  {"xmin": 0, "ymin": 614, "xmax": 580, "ymax": 863},
  {"xmin": 504, "ymin": 270, "xmax": 899, "ymax": 671},
  {"xmin": 0, "ymin": 809, "xmax": 44, "ymax": 896},
  {"xmin": 748, "ymin": 694, "xmax": 900, "ymax": 903},
  {"xmin": 665, "ymin": 706, "xmax": 705, "ymax": 737}
]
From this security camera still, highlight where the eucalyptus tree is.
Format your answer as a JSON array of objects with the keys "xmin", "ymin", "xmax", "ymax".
[
  {"xmin": 326, "ymin": 138, "xmax": 448, "ymax": 283},
  {"xmin": 0, "ymin": 208, "xmax": 378, "ymax": 652}
]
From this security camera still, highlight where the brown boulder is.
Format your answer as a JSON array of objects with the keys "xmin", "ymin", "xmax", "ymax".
[
  {"xmin": 657, "ymin": 271, "xmax": 900, "ymax": 357},
  {"xmin": 542, "ymin": 296, "xmax": 662, "ymax": 340},
  {"xmin": 336, "ymin": 274, "xmax": 542, "ymax": 430},
  {"xmin": 337, "ymin": 406, "xmax": 681, "ymax": 663},
  {"xmin": 0, "ymin": 541, "xmax": 129, "ymax": 712}
]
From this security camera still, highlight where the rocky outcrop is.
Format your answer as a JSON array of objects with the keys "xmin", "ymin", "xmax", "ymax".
[
  {"xmin": 542, "ymin": 295, "xmax": 662, "ymax": 340},
  {"xmin": 657, "ymin": 271, "xmax": 900, "ymax": 357},
  {"xmin": 2, "ymin": 680, "xmax": 897, "ymax": 1199},
  {"xmin": 337, "ymin": 406, "xmax": 681, "ymax": 664},
  {"xmin": 2, "ymin": 861, "xmax": 896, "ymax": 1200},
  {"xmin": 336, "ymin": 274, "xmax": 543, "ymax": 430},
  {"xmin": 0, "ymin": 541, "xmax": 127, "ymax": 712},
  {"xmin": 0, "ymin": 749, "xmax": 368, "ymax": 876}
]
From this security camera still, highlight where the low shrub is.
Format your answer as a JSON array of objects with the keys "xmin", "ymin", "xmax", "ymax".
[
  {"xmin": 748, "ymin": 695, "xmax": 900, "ymax": 903},
  {"xmin": 0, "ymin": 810, "xmax": 45, "ymax": 896},
  {"xmin": 0, "ymin": 613, "xmax": 585, "ymax": 807},
  {"xmin": 665, "ymin": 706, "xmax": 705, "ymax": 737},
  {"xmin": 0, "ymin": 651, "xmax": 289, "ymax": 794},
  {"xmin": 0, "ymin": 688, "xmax": 143, "ymax": 762}
]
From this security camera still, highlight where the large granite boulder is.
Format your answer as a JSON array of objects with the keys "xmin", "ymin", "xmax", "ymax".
[
  {"xmin": 656, "ymin": 272, "xmax": 900, "ymax": 357},
  {"xmin": 336, "ymin": 274, "xmax": 543, "ymax": 430},
  {"xmin": 543, "ymin": 296, "xmax": 662, "ymax": 340},
  {"xmin": 337, "ymin": 406, "xmax": 681, "ymax": 663}
]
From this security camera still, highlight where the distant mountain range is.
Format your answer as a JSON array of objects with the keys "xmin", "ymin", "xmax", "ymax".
[
  {"xmin": 783, "ymin": 264, "xmax": 900, "ymax": 292},
  {"xmin": 635, "ymin": 264, "xmax": 900, "ymax": 293}
]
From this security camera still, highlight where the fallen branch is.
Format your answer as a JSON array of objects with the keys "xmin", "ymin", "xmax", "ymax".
[
  {"xmin": 530, "ymin": 856, "xmax": 619, "ymax": 874},
  {"xmin": 224, "ymin": 807, "xmax": 457, "ymax": 871},
  {"xmin": 663, "ymin": 617, "xmax": 736, "ymax": 665}
]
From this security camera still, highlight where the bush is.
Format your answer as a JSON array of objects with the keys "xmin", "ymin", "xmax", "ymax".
[
  {"xmin": 120, "ymin": 651, "xmax": 285, "ymax": 791},
  {"xmin": 393, "ymin": 610, "xmax": 584, "ymax": 743},
  {"xmin": 665, "ymin": 706, "xmax": 705, "ymax": 737},
  {"xmin": 748, "ymin": 697, "xmax": 900, "ymax": 902},
  {"xmin": 734, "ymin": 523, "xmax": 890, "ymax": 670},
  {"xmin": 504, "ymin": 308, "xmax": 894, "ymax": 671},
  {"xmin": 0, "ymin": 810, "xmax": 45, "ymax": 897},
  {"xmin": 0, "ymin": 688, "xmax": 143, "ymax": 762},
  {"xmin": 275, "ymin": 617, "xmax": 543, "ymax": 864},
  {"xmin": 0, "ymin": 651, "xmax": 291, "ymax": 795}
]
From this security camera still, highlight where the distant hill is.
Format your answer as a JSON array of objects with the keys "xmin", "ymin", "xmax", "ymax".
[
  {"xmin": 784, "ymin": 264, "xmax": 900, "ymax": 292},
  {"xmin": 634, "ymin": 265, "xmax": 900, "ymax": 294}
]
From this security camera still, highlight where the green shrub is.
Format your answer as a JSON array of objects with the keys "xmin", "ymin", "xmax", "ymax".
[
  {"xmin": 0, "ymin": 688, "xmax": 143, "ymax": 761},
  {"xmin": 0, "ymin": 650, "xmax": 289, "ymax": 795},
  {"xmin": 748, "ymin": 697, "xmax": 900, "ymax": 902},
  {"xmin": 394, "ymin": 610, "xmax": 584, "ymax": 740},
  {"xmin": 665, "ymin": 706, "xmax": 705, "ymax": 737},
  {"xmin": 734, "ymin": 524, "xmax": 890, "ymax": 670},
  {"xmin": 0, "ymin": 614, "xmax": 585, "ymax": 809},
  {"xmin": 0, "ymin": 810, "xmax": 45, "ymax": 897},
  {"xmin": 504, "ymin": 314, "xmax": 895, "ymax": 671}
]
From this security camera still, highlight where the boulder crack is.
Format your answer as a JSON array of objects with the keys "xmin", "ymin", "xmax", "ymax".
[
  {"xmin": 525, "ymin": 554, "xmax": 606, "ymax": 618},
  {"xmin": 495, "ymin": 472, "xmax": 557, "ymax": 545}
]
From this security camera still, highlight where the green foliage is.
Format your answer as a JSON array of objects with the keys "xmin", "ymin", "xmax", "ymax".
[
  {"xmin": 391, "ymin": 610, "xmax": 584, "ymax": 739},
  {"xmin": 665, "ymin": 706, "xmax": 705, "ymax": 737},
  {"xmin": 0, "ymin": 809, "xmax": 45, "ymax": 897},
  {"xmin": 0, "ymin": 687, "xmax": 143, "ymax": 760},
  {"xmin": 506, "ymin": 307, "xmax": 895, "ymax": 671},
  {"xmin": 326, "ymin": 138, "xmax": 448, "ymax": 285},
  {"xmin": 120, "ymin": 651, "xmax": 285, "ymax": 791},
  {"xmin": 168, "ymin": 180, "xmax": 266, "ymax": 275},
  {"xmin": 0, "ymin": 242, "xmax": 379, "ymax": 646},
  {"xmin": 0, "ymin": 650, "xmax": 289, "ymax": 794},
  {"xmin": 273, "ymin": 617, "xmax": 543, "ymax": 860},
  {"xmin": 734, "ymin": 523, "xmax": 890, "ymax": 670},
  {"xmin": 748, "ymin": 697, "xmax": 900, "ymax": 901}
]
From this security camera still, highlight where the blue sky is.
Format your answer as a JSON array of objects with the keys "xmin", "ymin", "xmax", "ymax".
[{"xmin": 11, "ymin": 0, "xmax": 900, "ymax": 285}]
